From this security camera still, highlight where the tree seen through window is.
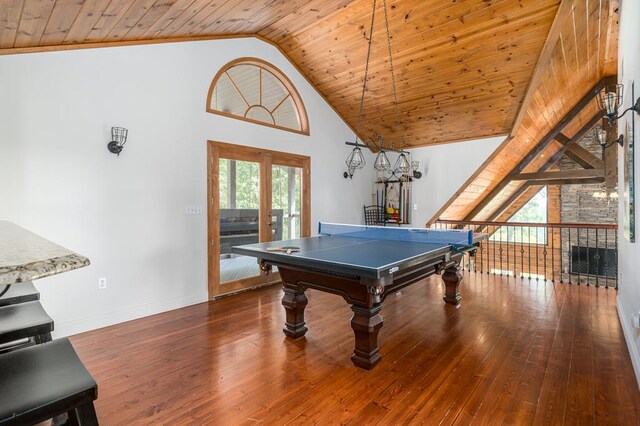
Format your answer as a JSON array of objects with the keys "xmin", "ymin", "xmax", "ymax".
[{"xmin": 490, "ymin": 187, "xmax": 548, "ymax": 244}]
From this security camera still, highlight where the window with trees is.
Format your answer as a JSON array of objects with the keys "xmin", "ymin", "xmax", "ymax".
[
  {"xmin": 490, "ymin": 186, "xmax": 548, "ymax": 244},
  {"xmin": 207, "ymin": 58, "xmax": 309, "ymax": 135}
]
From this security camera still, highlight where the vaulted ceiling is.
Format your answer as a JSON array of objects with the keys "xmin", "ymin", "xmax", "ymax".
[
  {"xmin": 433, "ymin": 0, "xmax": 619, "ymax": 223},
  {"xmin": 0, "ymin": 0, "xmax": 563, "ymax": 148}
]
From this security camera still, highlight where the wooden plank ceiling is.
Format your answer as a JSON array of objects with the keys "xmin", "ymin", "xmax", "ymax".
[
  {"xmin": 435, "ymin": 0, "xmax": 619, "ymax": 223},
  {"xmin": 0, "ymin": 0, "xmax": 562, "ymax": 148}
]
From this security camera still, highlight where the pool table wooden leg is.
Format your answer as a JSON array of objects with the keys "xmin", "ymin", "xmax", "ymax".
[
  {"xmin": 350, "ymin": 304, "xmax": 383, "ymax": 370},
  {"xmin": 282, "ymin": 282, "xmax": 308, "ymax": 339},
  {"xmin": 442, "ymin": 263, "xmax": 463, "ymax": 305}
]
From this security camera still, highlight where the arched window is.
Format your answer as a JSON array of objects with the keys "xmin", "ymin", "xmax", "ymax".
[{"xmin": 207, "ymin": 58, "xmax": 309, "ymax": 135}]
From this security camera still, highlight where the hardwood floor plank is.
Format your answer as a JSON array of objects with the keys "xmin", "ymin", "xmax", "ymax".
[
  {"xmin": 593, "ymin": 287, "xmax": 626, "ymax": 426},
  {"xmin": 531, "ymin": 292, "xmax": 577, "ymax": 424},
  {"xmin": 339, "ymin": 318, "xmax": 503, "ymax": 424},
  {"xmin": 69, "ymin": 273, "xmax": 640, "ymax": 425},
  {"xmin": 276, "ymin": 288, "xmax": 469, "ymax": 423},
  {"xmin": 565, "ymin": 286, "xmax": 596, "ymax": 425}
]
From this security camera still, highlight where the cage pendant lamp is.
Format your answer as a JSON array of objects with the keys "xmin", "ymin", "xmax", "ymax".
[
  {"xmin": 345, "ymin": 146, "xmax": 366, "ymax": 169},
  {"xmin": 394, "ymin": 152, "xmax": 411, "ymax": 174},
  {"xmin": 344, "ymin": 147, "xmax": 366, "ymax": 178},
  {"xmin": 374, "ymin": 150, "xmax": 391, "ymax": 171}
]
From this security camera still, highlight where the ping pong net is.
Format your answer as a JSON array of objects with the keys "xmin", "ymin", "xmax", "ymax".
[{"xmin": 318, "ymin": 222, "xmax": 473, "ymax": 246}]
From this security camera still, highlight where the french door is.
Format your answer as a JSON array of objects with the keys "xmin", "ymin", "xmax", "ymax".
[{"xmin": 207, "ymin": 141, "xmax": 311, "ymax": 298}]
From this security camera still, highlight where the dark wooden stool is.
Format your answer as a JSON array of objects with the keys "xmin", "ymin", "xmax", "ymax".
[
  {"xmin": 0, "ymin": 301, "xmax": 53, "ymax": 347},
  {"xmin": 0, "ymin": 338, "xmax": 98, "ymax": 425},
  {"xmin": 0, "ymin": 282, "xmax": 40, "ymax": 307}
]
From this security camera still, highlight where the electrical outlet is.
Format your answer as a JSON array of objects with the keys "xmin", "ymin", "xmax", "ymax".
[
  {"xmin": 98, "ymin": 277, "xmax": 107, "ymax": 290},
  {"xmin": 413, "ymin": 204, "xmax": 418, "ymax": 210}
]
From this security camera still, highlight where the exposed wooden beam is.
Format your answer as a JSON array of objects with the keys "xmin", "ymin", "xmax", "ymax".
[
  {"xmin": 484, "ymin": 175, "xmax": 603, "ymax": 230},
  {"xmin": 532, "ymin": 177, "xmax": 605, "ymax": 186},
  {"xmin": 426, "ymin": 135, "xmax": 512, "ymax": 226},
  {"xmin": 540, "ymin": 113, "xmax": 604, "ymax": 170},
  {"xmin": 461, "ymin": 78, "xmax": 612, "ymax": 221},
  {"xmin": 512, "ymin": 80, "xmax": 612, "ymax": 174},
  {"xmin": 554, "ymin": 133, "xmax": 571, "ymax": 144},
  {"xmin": 508, "ymin": 0, "xmax": 575, "ymax": 137},
  {"xmin": 564, "ymin": 143, "xmax": 605, "ymax": 169},
  {"xmin": 556, "ymin": 131, "xmax": 600, "ymax": 168},
  {"xmin": 509, "ymin": 169, "xmax": 604, "ymax": 182},
  {"xmin": 480, "ymin": 112, "xmax": 604, "ymax": 222}
]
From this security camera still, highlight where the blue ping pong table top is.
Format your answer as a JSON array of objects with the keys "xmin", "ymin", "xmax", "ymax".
[{"xmin": 231, "ymin": 223, "xmax": 475, "ymax": 279}]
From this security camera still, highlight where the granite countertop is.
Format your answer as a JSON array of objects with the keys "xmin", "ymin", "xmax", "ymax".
[{"xmin": 0, "ymin": 221, "xmax": 90, "ymax": 286}]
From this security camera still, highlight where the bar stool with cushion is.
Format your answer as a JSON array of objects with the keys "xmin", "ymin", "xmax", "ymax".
[
  {"xmin": 0, "ymin": 338, "xmax": 98, "ymax": 425},
  {"xmin": 0, "ymin": 282, "xmax": 40, "ymax": 307},
  {"xmin": 0, "ymin": 301, "xmax": 53, "ymax": 349}
]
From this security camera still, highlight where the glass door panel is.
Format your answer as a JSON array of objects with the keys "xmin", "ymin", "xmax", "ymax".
[
  {"xmin": 208, "ymin": 141, "xmax": 311, "ymax": 299},
  {"xmin": 271, "ymin": 165, "xmax": 303, "ymax": 242},
  {"xmin": 219, "ymin": 158, "xmax": 262, "ymax": 287}
]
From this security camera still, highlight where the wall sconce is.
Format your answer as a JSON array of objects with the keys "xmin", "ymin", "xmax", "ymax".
[
  {"xmin": 596, "ymin": 84, "xmax": 640, "ymax": 125},
  {"xmin": 594, "ymin": 124, "xmax": 623, "ymax": 150},
  {"xmin": 411, "ymin": 160, "xmax": 422, "ymax": 179},
  {"xmin": 108, "ymin": 127, "xmax": 128, "ymax": 156}
]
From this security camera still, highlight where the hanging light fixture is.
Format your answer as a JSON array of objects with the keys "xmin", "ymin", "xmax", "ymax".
[
  {"xmin": 394, "ymin": 152, "xmax": 411, "ymax": 174},
  {"xmin": 373, "ymin": 136, "xmax": 391, "ymax": 171},
  {"xmin": 343, "ymin": 0, "xmax": 419, "ymax": 179},
  {"xmin": 374, "ymin": 151, "xmax": 391, "ymax": 171},
  {"xmin": 343, "ymin": 146, "xmax": 366, "ymax": 179}
]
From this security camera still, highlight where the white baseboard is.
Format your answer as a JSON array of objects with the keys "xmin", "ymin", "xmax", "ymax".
[
  {"xmin": 617, "ymin": 296, "xmax": 640, "ymax": 391},
  {"xmin": 53, "ymin": 292, "xmax": 206, "ymax": 338}
]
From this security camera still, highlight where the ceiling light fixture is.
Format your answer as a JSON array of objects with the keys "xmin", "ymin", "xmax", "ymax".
[
  {"xmin": 344, "ymin": 146, "xmax": 366, "ymax": 179},
  {"xmin": 394, "ymin": 153, "xmax": 411, "ymax": 174},
  {"xmin": 343, "ymin": 0, "xmax": 419, "ymax": 180},
  {"xmin": 374, "ymin": 137, "xmax": 392, "ymax": 171}
]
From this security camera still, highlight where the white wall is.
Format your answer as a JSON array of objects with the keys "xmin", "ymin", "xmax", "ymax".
[
  {"xmin": 405, "ymin": 136, "xmax": 504, "ymax": 226},
  {"xmin": 0, "ymin": 38, "xmax": 376, "ymax": 336},
  {"xmin": 617, "ymin": 0, "xmax": 640, "ymax": 389}
]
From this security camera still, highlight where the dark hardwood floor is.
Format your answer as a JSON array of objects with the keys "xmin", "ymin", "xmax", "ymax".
[{"xmin": 70, "ymin": 273, "xmax": 640, "ymax": 425}]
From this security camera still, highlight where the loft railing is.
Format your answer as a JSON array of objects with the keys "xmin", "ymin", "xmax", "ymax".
[{"xmin": 432, "ymin": 220, "xmax": 618, "ymax": 289}]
